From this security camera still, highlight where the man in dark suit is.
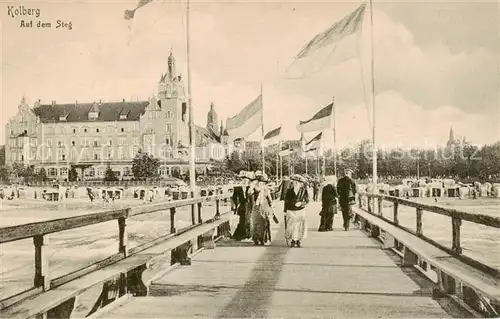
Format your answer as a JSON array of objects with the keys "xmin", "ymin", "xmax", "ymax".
[{"xmin": 337, "ymin": 169, "xmax": 357, "ymax": 231}]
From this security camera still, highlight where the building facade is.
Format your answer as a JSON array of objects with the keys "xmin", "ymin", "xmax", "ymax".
[{"xmin": 5, "ymin": 52, "xmax": 231, "ymax": 181}]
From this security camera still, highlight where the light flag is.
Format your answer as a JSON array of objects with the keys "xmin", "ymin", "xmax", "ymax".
[
  {"xmin": 263, "ymin": 126, "xmax": 281, "ymax": 147},
  {"xmin": 226, "ymin": 94, "xmax": 263, "ymax": 139},
  {"xmin": 297, "ymin": 104, "xmax": 332, "ymax": 133},
  {"xmin": 306, "ymin": 132, "xmax": 322, "ymax": 151},
  {"xmin": 285, "ymin": 2, "xmax": 367, "ymax": 79}
]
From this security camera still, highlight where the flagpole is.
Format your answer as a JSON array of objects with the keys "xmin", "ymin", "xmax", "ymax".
[
  {"xmin": 332, "ymin": 96, "xmax": 337, "ymax": 177},
  {"xmin": 261, "ymin": 83, "xmax": 265, "ymax": 174},
  {"xmin": 306, "ymin": 155, "xmax": 308, "ymax": 175},
  {"xmin": 322, "ymin": 132, "xmax": 326, "ymax": 176},
  {"xmin": 186, "ymin": 0, "xmax": 196, "ymax": 195},
  {"xmin": 369, "ymin": 0, "xmax": 377, "ymax": 195}
]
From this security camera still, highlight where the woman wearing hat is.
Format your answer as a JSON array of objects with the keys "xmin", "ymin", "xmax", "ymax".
[
  {"xmin": 318, "ymin": 175, "xmax": 338, "ymax": 232},
  {"xmin": 284, "ymin": 174, "xmax": 309, "ymax": 248},
  {"xmin": 251, "ymin": 172, "xmax": 273, "ymax": 245},
  {"xmin": 232, "ymin": 171, "xmax": 252, "ymax": 241}
]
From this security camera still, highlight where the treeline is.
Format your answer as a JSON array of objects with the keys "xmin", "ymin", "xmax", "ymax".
[{"xmin": 224, "ymin": 139, "xmax": 500, "ymax": 181}]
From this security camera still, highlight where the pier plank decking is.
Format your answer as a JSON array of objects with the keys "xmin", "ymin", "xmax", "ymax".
[{"xmin": 103, "ymin": 201, "xmax": 453, "ymax": 318}]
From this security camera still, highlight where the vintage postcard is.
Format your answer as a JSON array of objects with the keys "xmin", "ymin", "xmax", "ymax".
[{"xmin": 0, "ymin": 1, "xmax": 499, "ymax": 318}]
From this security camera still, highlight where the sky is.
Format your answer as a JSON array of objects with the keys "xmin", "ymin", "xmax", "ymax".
[{"xmin": 1, "ymin": 0, "xmax": 499, "ymax": 150}]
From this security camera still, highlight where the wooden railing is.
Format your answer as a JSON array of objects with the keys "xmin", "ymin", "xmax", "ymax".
[
  {"xmin": 359, "ymin": 193, "xmax": 500, "ymax": 273},
  {"xmin": 0, "ymin": 191, "xmax": 231, "ymax": 312},
  {"xmin": 356, "ymin": 192, "xmax": 500, "ymax": 317}
]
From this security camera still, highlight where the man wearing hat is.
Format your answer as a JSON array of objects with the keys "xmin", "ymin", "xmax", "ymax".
[
  {"xmin": 337, "ymin": 169, "xmax": 357, "ymax": 231},
  {"xmin": 284, "ymin": 174, "xmax": 309, "ymax": 247}
]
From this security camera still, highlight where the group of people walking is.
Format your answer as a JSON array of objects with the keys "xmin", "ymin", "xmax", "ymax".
[
  {"xmin": 232, "ymin": 170, "xmax": 274, "ymax": 246},
  {"xmin": 318, "ymin": 170, "xmax": 358, "ymax": 232},
  {"xmin": 231, "ymin": 168, "xmax": 357, "ymax": 248}
]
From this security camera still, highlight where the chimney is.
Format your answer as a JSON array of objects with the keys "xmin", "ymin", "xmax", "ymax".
[
  {"xmin": 75, "ymin": 100, "xmax": 78, "ymax": 105},
  {"xmin": 122, "ymin": 98, "xmax": 125, "ymax": 102},
  {"xmin": 52, "ymin": 100, "xmax": 56, "ymax": 106}
]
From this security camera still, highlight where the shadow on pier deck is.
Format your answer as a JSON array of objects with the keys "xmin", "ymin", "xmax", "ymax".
[{"xmin": 101, "ymin": 201, "xmax": 463, "ymax": 318}]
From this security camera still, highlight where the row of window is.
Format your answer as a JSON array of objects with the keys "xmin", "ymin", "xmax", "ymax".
[
  {"xmin": 45, "ymin": 166, "xmax": 177, "ymax": 177},
  {"xmin": 10, "ymin": 124, "xmax": 174, "ymax": 138}
]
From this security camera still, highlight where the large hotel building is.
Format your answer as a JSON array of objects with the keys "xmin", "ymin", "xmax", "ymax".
[
  {"xmin": 4, "ymin": 52, "xmax": 236, "ymax": 181},
  {"xmin": 5, "ymin": 52, "xmax": 306, "ymax": 181}
]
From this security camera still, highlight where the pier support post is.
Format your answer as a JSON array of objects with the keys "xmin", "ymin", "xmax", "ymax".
[
  {"xmin": 402, "ymin": 247, "xmax": 418, "ymax": 267},
  {"xmin": 416, "ymin": 208, "xmax": 423, "ymax": 237},
  {"xmin": 118, "ymin": 217, "xmax": 128, "ymax": 257},
  {"xmin": 171, "ymin": 241, "xmax": 192, "ymax": 266},
  {"xmin": 33, "ymin": 235, "xmax": 50, "ymax": 291},
  {"xmin": 197, "ymin": 202, "xmax": 203, "ymax": 224},
  {"xmin": 452, "ymin": 217, "xmax": 462, "ymax": 254},
  {"xmin": 393, "ymin": 202, "xmax": 399, "ymax": 225},
  {"xmin": 170, "ymin": 208, "xmax": 176, "ymax": 234},
  {"xmin": 47, "ymin": 296, "xmax": 77, "ymax": 319},
  {"xmin": 201, "ymin": 229, "xmax": 215, "ymax": 249},
  {"xmin": 370, "ymin": 225, "xmax": 380, "ymax": 238},
  {"xmin": 383, "ymin": 232, "xmax": 395, "ymax": 249},
  {"xmin": 127, "ymin": 264, "xmax": 149, "ymax": 296}
]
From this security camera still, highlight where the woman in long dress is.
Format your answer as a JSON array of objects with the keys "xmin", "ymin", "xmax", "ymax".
[
  {"xmin": 318, "ymin": 175, "xmax": 338, "ymax": 232},
  {"xmin": 251, "ymin": 173, "xmax": 273, "ymax": 246},
  {"xmin": 232, "ymin": 171, "xmax": 251, "ymax": 241},
  {"xmin": 284, "ymin": 175, "xmax": 309, "ymax": 248}
]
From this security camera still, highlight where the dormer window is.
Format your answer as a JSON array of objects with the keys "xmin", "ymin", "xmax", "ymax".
[
  {"xmin": 59, "ymin": 115, "xmax": 67, "ymax": 121},
  {"xmin": 89, "ymin": 102, "xmax": 100, "ymax": 120},
  {"xmin": 88, "ymin": 111, "xmax": 99, "ymax": 120},
  {"xmin": 119, "ymin": 108, "xmax": 129, "ymax": 120}
]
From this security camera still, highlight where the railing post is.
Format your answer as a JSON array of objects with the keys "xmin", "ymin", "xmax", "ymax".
[
  {"xmin": 377, "ymin": 198, "xmax": 383, "ymax": 216},
  {"xmin": 452, "ymin": 217, "xmax": 462, "ymax": 254},
  {"xmin": 170, "ymin": 207, "xmax": 176, "ymax": 234},
  {"xmin": 215, "ymin": 199, "xmax": 220, "ymax": 219},
  {"xmin": 191, "ymin": 191, "xmax": 196, "ymax": 226},
  {"xmin": 367, "ymin": 196, "xmax": 372, "ymax": 214},
  {"xmin": 197, "ymin": 202, "xmax": 202, "ymax": 224},
  {"xmin": 33, "ymin": 235, "xmax": 50, "ymax": 291},
  {"xmin": 393, "ymin": 202, "xmax": 399, "ymax": 225},
  {"xmin": 118, "ymin": 217, "xmax": 128, "ymax": 257},
  {"xmin": 416, "ymin": 208, "xmax": 423, "ymax": 236}
]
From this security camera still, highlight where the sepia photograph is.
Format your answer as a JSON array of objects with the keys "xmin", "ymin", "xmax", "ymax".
[{"xmin": 0, "ymin": 0, "xmax": 499, "ymax": 318}]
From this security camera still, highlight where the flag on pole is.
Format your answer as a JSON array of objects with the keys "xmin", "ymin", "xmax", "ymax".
[
  {"xmin": 226, "ymin": 94, "xmax": 263, "ymax": 139},
  {"xmin": 263, "ymin": 126, "xmax": 281, "ymax": 147},
  {"xmin": 297, "ymin": 104, "xmax": 333, "ymax": 133},
  {"xmin": 306, "ymin": 132, "xmax": 322, "ymax": 151},
  {"xmin": 124, "ymin": 0, "xmax": 154, "ymax": 20},
  {"xmin": 285, "ymin": 2, "xmax": 366, "ymax": 79},
  {"xmin": 279, "ymin": 149, "xmax": 293, "ymax": 157}
]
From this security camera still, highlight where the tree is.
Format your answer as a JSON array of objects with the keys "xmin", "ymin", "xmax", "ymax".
[
  {"xmin": 0, "ymin": 166, "xmax": 10, "ymax": 182},
  {"xmin": 0, "ymin": 145, "xmax": 5, "ymax": 166},
  {"xmin": 37, "ymin": 168, "xmax": 48, "ymax": 182},
  {"xmin": 68, "ymin": 166, "xmax": 78, "ymax": 182},
  {"xmin": 224, "ymin": 151, "xmax": 245, "ymax": 173},
  {"xmin": 104, "ymin": 165, "xmax": 119, "ymax": 181},
  {"xmin": 132, "ymin": 150, "xmax": 160, "ymax": 180}
]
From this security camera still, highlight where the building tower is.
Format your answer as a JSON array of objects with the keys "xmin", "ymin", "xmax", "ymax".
[
  {"xmin": 157, "ymin": 49, "xmax": 188, "ymax": 150},
  {"xmin": 447, "ymin": 126, "xmax": 455, "ymax": 146},
  {"xmin": 206, "ymin": 102, "xmax": 219, "ymax": 135}
]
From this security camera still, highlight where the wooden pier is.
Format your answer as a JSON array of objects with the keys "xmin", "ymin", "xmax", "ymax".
[
  {"xmin": 0, "ymin": 190, "xmax": 498, "ymax": 318},
  {"xmin": 101, "ymin": 201, "xmax": 456, "ymax": 318}
]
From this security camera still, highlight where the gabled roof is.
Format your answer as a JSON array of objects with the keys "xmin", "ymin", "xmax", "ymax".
[
  {"xmin": 32, "ymin": 101, "xmax": 150, "ymax": 123},
  {"xmin": 195, "ymin": 125, "xmax": 221, "ymax": 143}
]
